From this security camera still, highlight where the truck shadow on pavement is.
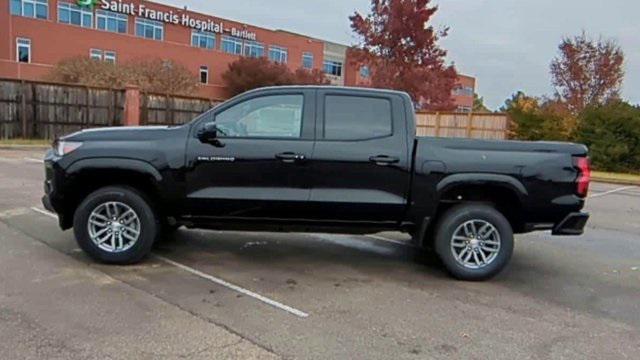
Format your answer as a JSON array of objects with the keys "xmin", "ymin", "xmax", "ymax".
[{"xmin": 9, "ymin": 210, "xmax": 639, "ymax": 333}]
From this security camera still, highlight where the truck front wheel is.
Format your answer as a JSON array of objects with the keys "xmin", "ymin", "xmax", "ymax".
[
  {"xmin": 73, "ymin": 186, "xmax": 158, "ymax": 264},
  {"xmin": 434, "ymin": 204, "xmax": 514, "ymax": 281}
]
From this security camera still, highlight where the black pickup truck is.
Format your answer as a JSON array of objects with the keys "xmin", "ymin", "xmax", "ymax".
[{"xmin": 42, "ymin": 86, "xmax": 591, "ymax": 280}]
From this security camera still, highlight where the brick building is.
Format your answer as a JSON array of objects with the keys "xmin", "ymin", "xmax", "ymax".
[{"xmin": 1, "ymin": 0, "xmax": 475, "ymax": 110}]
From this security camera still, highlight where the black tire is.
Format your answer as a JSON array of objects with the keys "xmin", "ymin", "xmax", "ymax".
[
  {"xmin": 73, "ymin": 186, "xmax": 158, "ymax": 264},
  {"xmin": 434, "ymin": 204, "xmax": 514, "ymax": 281}
]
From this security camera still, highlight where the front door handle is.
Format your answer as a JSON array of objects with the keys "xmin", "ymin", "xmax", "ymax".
[
  {"xmin": 276, "ymin": 152, "xmax": 306, "ymax": 163},
  {"xmin": 369, "ymin": 155, "xmax": 400, "ymax": 166}
]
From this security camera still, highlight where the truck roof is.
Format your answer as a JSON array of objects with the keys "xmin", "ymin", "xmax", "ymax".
[{"xmin": 244, "ymin": 85, "xmax": 411, "ymax": 98}]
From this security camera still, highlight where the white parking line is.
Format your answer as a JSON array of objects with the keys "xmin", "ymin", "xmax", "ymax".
[
  {"xmin": 28, "ymin": 207, "xmax": 310, "ymax": 319},
  {"xmin": 31, "ymin": 207, "xmax": 58, "ymax": 219},
  {"xmin": 154, "ymin": 255, "xmax": 309, "ymax": 318},
  {"xmin": 589, "ymin": 186, "xmax": 637, "ymax": 199},
  {"xmin": 24, "ymin": 157, "xmax": 44, "ymax": 164}
]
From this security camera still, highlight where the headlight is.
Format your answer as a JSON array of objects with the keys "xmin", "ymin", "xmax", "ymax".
[{"xmin": 53, "ymin": 141, "xmax": 82, "ymax": 156}]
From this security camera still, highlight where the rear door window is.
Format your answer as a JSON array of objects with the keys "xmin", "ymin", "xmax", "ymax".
[{"xmin": 323, "ymin": 95, "xmax": 392, "ymax": 140}]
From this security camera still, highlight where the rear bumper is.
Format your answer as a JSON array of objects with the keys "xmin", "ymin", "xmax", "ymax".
[{"xmin": 552, "ymin": 212, "xmax": 590, "ymax": 236}]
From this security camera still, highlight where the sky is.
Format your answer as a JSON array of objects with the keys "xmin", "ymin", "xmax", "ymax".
[{"xmin": 155, "ymin": 0, "xmax": 639, "ymax": 110}]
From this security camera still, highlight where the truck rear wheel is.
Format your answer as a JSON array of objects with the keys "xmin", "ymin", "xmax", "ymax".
[
  {"xmin": 434, "ymin": 204, "xmax": 514, "ymax": 281},
  {"xmin": 73, "ymin": 186, "xmax": 158, "ymax": 264}
]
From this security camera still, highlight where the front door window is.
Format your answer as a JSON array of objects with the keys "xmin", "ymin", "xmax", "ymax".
[{"xmin": 215, "ymin": 95, "xmax": 304, "ymax": 139}]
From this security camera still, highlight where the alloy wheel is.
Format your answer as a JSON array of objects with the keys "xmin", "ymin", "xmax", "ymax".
[
  {"xmin": 450, "ymin": 219, "xmax": 501, "ymax": 269},
  {"xmin": 87, "ymin": 202, "xmax": 141, "ymax": 253}
]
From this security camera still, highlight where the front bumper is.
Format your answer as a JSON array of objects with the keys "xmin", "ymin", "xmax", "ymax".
[
  {"xmin": 42, "ymin": 153, "xmax": 73, "ymax": 230},
  {"xmin": 552, "ymin": 212, "xmax": 590, "ymax": 235},
  {"xmin": 42, "ymin": 194, "xmax": 54, "ymax": 212}
]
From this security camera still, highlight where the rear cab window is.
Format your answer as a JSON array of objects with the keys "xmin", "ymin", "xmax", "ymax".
[{"xmin": 323, "ymin": 95, "xmax": 393, "ymax": 140}]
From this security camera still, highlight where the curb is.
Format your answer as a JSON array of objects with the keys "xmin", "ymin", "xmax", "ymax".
[
  {"xmin": 0, "ymin": 145, "xmax": 49, "ymax": 151},
  {"xmin": 592, "ymin": 177, "xmax": 640, "ymax": 187}
]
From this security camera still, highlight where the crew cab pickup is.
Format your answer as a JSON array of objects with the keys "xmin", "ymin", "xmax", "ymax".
[{"xmin": 42, "ymin": 86, "xmax": 591, "ymax": 280}]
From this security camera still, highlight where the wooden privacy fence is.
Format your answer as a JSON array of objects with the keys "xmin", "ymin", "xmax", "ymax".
[
  {"xmin": 0, "ymin": 79, "xmax": 125, "ymax": 140},
  {"xmin": 1, "ymin": 78, "xmax": 509, "ymax": 140},
  {"xmin": 415, "ymin": 112, "xmax": 509, "ymax": 140},
  {"xmin": 0, "ymin": 78, "xmax": 222, "ymax": 140},
  {"xmin": 141, "ymin": 94, "xmax": 220, "ymax": 126}
]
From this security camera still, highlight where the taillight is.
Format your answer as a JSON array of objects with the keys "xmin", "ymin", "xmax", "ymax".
[{"xmin": 573, "ymin": 156, "xmax": 591, "ymax": 198}]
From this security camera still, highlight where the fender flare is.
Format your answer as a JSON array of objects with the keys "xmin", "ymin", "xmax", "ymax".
[
  {"xmin": 54, "ymin": 158, "xmax": 163, "ymax": 230},
  {"xmin": 436, "ymin": 173, "xmax": 528, "ymax": 202},
  {"xmin": 66, "ymin": 158, "xmax": 163, "ymax": 183},
  {"xmin": 416, "ymin": 173, "xmax": 528, "ymax": 248}
]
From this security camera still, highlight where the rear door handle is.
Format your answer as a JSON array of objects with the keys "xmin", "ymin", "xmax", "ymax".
[
  {"xmin": 369, "ymin": 155, "xmax": 400, "ymax": 166},
  {"xmin": 276, "ymin": 152, "xmax": 306, "ymax": 163}
]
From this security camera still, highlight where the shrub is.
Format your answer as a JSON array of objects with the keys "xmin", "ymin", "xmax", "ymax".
[
  {"xmin": 46, "ymin": 57, "xmax": 198, "ymax": 95},
  {"xmin": 45, "ymin": 57, "xmax": 124, "ymax": 89},
  {"xmin": 576, "ymin": 101, "xmax": 640, "ymax": 173}
]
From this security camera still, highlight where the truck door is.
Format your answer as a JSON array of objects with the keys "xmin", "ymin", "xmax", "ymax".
[
  {"xmin": 184, "ymin": 89, "xmax": 315, "ymax": 220},
  {"xmin": 308, "ymin": 90, "xmax": 412, "ymax": 223}
]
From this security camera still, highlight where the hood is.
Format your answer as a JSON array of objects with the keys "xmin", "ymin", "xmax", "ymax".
[{"xmin": 61, "ymin": 126, "xmax": 177, "ymax": 142}]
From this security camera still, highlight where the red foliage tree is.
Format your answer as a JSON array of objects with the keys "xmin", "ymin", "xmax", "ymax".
[
  {"xmin": 222, "ymin": 57, "xmax": 293, "ymax": 96},
  {"xmin": 222, "ymin": 57, "xmax": 329, "ymax": 97},
  {"xmin": 350, "ymin": 0, "xmax": 458, "ymax": 110},
  {"xmin": 550, "ymin": 33, "xmax": 625, "ymax": 114}
]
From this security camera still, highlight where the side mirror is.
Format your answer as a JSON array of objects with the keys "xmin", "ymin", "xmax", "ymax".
[
  {"xmin": 198, "ymin": 122, "xmax": 218, "ymax": 142},
  {"xmin": 197, "ymin": 122, "xmax": 226, "ymax": 147}
]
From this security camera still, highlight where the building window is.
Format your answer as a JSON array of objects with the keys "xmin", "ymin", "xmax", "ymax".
[
  {"xmin": 90, "ymin": 49, "xmax": 117, "ymax": 63},
  {"xmin": 269, "ymin": 46, "xmax": 288, "ymax": 63},
  {"xmin": 90, "ymin": 49, "xmax": 103, "ymax": 61},
  {"xmin": 221, "ymin": 36, "xmax": 243, "ymax": 55},
  {"xmin": 200, "ymin": 66, "xmax": 209, "ymax": 84},
  {"xmin": 457, "ymin": 106, "xmax": 473, "ymax": 113},
  {"xmin": 192, "ymin": 30, "xmax": 216, "ymax": 50},
  {"xmin": 360, "ymin": 66, "xmax": 370, "ymax": 79},
  {"xmin": 58, "ymin": 2, "xmax": 93, "ymax": 28},
  {"xmin": 453, "ymin": 86, "xmax": 474, "ymax": 97},
  {"xmin": 323, "ymin": 60, "xmax": 343, "ymax": 77},
  {"xmin": 135, "ymin": 18, "xmax": 163, "ymax": 41},
  {"xmin": 96, "ymin": 10, "xmax": 128, "ymax": 34},
  {"xmin": 302, "ymin": 52, "xmax": 314, "ymax": 69},
  {"xmin": 10, "ymin": 0, "xmax": 48, "ymax": 19},
  {"xmin": 243, "ymin": 41, "xmax": 265, "ymax": 58},
  {"xmin": 104, "ymin": 51, "xmax": 116, "ymax": 64},
  {"xmin": 16, "ymin": 38, "xmax": 31, "ymax": 63}
]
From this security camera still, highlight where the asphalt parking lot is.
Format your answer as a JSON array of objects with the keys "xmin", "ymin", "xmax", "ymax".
[{"xmin": 0, "ymin": 147, "xmax": 638, "ymax": 359}]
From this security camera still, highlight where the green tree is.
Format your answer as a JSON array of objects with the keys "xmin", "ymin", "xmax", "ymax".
[
  {"xmin": 501, "ymin": 92, "xmax": 571, "ymax": 141},
  {"xmin": 473, "ymin": 93, "xmax": 490, "ymax": 113},
  {"xmin": 576, "ymin": 101, "xmax": 640, "ymax": 173}
]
